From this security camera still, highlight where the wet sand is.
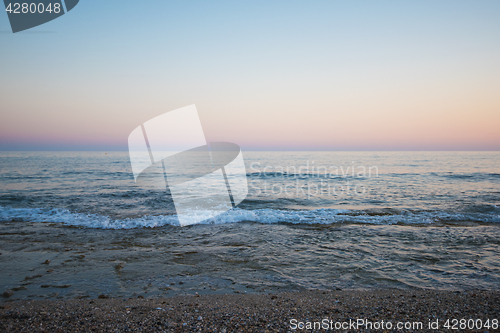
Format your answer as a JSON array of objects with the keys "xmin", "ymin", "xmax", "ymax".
[{"xmin": 1, "ymin": 289, "xmax": 499, "ymax": 332}]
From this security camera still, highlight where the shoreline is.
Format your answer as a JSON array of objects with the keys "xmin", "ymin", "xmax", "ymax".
[
  {"xmin": 1, "ymin": 289, "xmax": 498, "ymax": 332},
  {"xmin": 2, "ymin": 221, "xmax": 500, "ymax": 301}
]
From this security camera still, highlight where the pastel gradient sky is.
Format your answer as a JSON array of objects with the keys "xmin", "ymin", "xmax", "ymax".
[{"xmin": 1, "ymin": 0, "xmax": 499, "ymax": 151}]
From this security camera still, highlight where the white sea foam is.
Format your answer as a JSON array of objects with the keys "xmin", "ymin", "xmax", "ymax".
[
  {"xmin": 1, "ymin": 206, "xmax": 499, "ymax": 229},
  {"xmin": 0, "ymin": 206, "xmax": 179, "ymax": 229}
]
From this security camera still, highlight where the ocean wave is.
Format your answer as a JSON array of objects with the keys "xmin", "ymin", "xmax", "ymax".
[
  {"xmin": 0, "ymin": 206, "xmax": 180, "ymax": 229},
  {"xmin": 1, "ymin": 206, "xmax": 499, "ymax": 229}
]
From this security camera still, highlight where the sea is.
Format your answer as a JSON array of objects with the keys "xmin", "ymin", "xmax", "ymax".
[{"xmin": 0, "ymin": 151, "xmax": 499, "ymax": 300}]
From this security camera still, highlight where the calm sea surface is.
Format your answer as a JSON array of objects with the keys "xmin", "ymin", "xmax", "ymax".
[{"xmin": 0, "ymin": 151, "xmax": 499, "ymax": 300}]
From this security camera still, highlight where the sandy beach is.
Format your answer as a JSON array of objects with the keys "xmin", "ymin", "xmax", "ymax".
[{"xmin": 1, "ymin": 289, "xmax": 499, "ymax": 332}]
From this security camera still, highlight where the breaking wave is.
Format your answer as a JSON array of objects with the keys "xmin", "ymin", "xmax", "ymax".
[{"xmin": 1, "ymin": 205, "xmax": 499, "ymax": 229}]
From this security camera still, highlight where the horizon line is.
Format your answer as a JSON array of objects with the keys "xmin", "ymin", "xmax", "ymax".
[{"xmin": 1, "ymin": 149, "xmax": 499, "ymax": 152}]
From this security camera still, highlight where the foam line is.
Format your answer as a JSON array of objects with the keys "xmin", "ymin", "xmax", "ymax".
[{"xmin": 1, "ymin": 206, "xmax": 499, "ymax": 229}]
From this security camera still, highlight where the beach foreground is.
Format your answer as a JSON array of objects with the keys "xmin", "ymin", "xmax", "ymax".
[{"xmin": 1, "ymin": 289, "xmax": 498, "ymax": 332}]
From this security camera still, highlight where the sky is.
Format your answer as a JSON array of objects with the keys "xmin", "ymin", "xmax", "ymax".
[{"xmin": 0, "ymin": 0, "xmax": 499, "ymax": 151}]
